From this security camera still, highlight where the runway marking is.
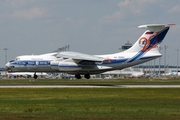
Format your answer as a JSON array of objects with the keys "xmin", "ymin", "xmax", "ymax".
[
  {"xmin": 117, "ymin": 85, "xmax": 180, "ymax": 88},
  {"xmin": 0, "ymin": 85, "xmax": 180, "ymax": 88}
]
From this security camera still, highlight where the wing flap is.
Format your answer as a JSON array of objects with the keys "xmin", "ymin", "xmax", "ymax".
[{"xmin": 56, "ymin": 51, "xmax": 105, "ymax": 62}]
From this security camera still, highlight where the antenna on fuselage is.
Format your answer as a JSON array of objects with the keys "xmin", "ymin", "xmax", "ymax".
[{"xmin": 52, "ymin": 45, "xmax": 70, "ymax": 53}]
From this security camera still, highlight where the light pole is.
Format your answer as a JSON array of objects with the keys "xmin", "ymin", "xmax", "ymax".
[
  {"xmin": 4, "ymin": 48, "xmax": 8, "ymax": 76},
  {"xmin": 177, "ymin": 49, "xmax": 179, "ymax": 78},
  {"xmin": 159, "ymin": 46, "xmax": 163, "ymax": 77},
  {"xmin": 154, "ymin": 59, "xmax": 155, "ymax": 76},
  {"xmin": 164, "ymin": 45, "xmax": 168, "ymax": 77},
  {"xmin": 4, "ymin": 48, "xmax": 8, "ymax": 65}
]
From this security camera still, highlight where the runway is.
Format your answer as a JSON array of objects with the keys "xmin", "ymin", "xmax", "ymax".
[{"xmin": 0, "ymin": 85, "xmax": 180, "ymax": 88}]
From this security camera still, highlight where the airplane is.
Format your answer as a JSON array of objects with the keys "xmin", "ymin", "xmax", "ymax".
[
  {"xmin": 5, "ymin": 24, "xmax": 173, "ymax": 79},
  {"xmin": 102, "ymin": 67, "xmax": 144, "ymax": 78}
]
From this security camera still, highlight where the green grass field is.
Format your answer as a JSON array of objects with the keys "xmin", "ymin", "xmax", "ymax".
[
  {"xmin": 1, "ymin": 88, "xmax": 180, "ymax": 120},
  {"xmin": 0, "ymin": 78, "xmax": 180, "ymax": 119}
]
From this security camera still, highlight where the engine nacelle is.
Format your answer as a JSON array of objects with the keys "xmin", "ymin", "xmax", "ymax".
[
  {"xmin": 58, "ymin": 62, "xmax": 81, "ymax": 71},
  {"xmin": 50, "ymin": 61, "xmax": 81, "ymax": 71},
  {"xmin": 50, "ymin": 61, "xmax": 59, "ymax": 70}
]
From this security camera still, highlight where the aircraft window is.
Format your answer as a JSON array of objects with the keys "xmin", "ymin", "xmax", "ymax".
[{"xmin": 10, "ymin": 60, "xmax": 15, "ymax": 62}]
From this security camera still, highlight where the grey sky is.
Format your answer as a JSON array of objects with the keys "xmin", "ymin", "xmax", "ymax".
[{"xmin": 0, "ymin": 0, "xmax": 180, "ymax": 67}]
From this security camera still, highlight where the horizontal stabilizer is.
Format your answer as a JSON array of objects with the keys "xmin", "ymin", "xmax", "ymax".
[{"xmin": 138, "ymin": 24, "xmax": 166, "ymax": 32}]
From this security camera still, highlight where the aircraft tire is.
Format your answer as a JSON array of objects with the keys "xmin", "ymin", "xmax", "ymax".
[
  {"xmin": 75, "ymin": 74, "xmax": 81, "ymax": 79},
  {"xmin": 84, "ymin": 74, "xmax": 90, "ymax": 79},
  {"xmin": 34, "ymin": 74, "xmax": 38, "ymax": 79}
]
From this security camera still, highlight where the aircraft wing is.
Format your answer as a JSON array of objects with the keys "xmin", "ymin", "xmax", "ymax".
[{"xmin": 56, "ymin": 51, "xmax": 105, "ymax": 62}]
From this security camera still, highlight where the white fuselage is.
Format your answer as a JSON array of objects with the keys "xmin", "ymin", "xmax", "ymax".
[{"xmin": 6, "ymin": 49, "xmax": 161, "ymax": 75}]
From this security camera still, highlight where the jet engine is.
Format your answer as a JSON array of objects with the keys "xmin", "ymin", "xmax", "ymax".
[
  {"xmin": 50, "ymin": 61, "xmax": 59, "ymax": 70},
  {"xmin": 50, "ymin": 61, "xmax": 81, "ymax": 71},
  {"xmin": 58, "ymin": 61, "xmax": 81, "ymax": 71}
]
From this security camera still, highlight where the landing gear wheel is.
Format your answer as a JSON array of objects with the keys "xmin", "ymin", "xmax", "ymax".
[
  {"xmin": 34, "ymin": 73, "xmax": 38, "ymax": 79},
  {"xmin": 84, "ymin": 74, "xmax": 90, "ymax": 79},
  {"xmin": 75, "ymin": 74, "xmax": 81, "ymax": 79}
]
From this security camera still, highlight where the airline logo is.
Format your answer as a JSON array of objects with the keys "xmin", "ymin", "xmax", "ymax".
[
  {"xmin": 139, "ymin": 38, "xmax": 148, "ymax": 48},
  {"xmin": 139, "ymin": 33, "xmax": 157, "ymax": 52}
]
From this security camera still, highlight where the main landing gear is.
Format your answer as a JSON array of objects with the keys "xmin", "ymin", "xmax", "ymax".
[
  {"xmin": 75, "ymin": 74, "xmax": 81, "ymax": 79},
  {"xmin": 84, "ymin": 74, "xmax": 90, "ymax": 79},
  {"xmin": 75, "ymin": 74, "xmax": 90, "ymax": 79}
]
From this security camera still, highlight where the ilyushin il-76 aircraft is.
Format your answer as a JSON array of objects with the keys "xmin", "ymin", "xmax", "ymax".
[{"xmin": 6, "ymin": 24, "xmax": 173, "ymax": 79}]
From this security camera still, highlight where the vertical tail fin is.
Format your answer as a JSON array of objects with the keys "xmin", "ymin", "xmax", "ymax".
[{"xmin": 125, "ymin": 24, "xmax": 171, "ymax": 53}]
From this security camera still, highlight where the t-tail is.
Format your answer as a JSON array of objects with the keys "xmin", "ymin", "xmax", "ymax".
[
  {"xmin": 125, "ymin": 24, "xmax": 173, "ymax": 53},
  {"xmin": 122, "ymin": 24, "xmax": 174, "ymax": 63}
]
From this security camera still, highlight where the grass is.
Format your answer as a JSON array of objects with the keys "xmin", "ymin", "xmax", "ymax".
[
  {"xmin": 1, "ymin": 78, "xmax": 180, "ymax": 119},
  {"xmin": 1, "ymin": 77, "xmax": 180, "ymax": 85},
  {"xmin": 0, "ymin": 88, "xmax": 180, "ymax": 119}
]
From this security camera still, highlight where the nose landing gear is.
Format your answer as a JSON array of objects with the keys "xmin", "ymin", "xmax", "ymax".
[
  {"xmin": 34, "ymin": 72, "xmax": 38, "ymax": 79},
  {"xmin": 75, "ymin": 74, "xmax": 90, "ymax": 79}
]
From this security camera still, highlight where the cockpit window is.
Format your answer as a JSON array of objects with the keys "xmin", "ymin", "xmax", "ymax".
[
  {"xmin": 10, "ymin": 58, "xmax": 20, "ymax": 62},
  {"xmin": 10, "ymin": 59, "xmax": 15, "ymax": 62}
]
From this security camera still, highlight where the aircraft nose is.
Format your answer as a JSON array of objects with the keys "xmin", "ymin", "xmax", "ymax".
[{"xmin": 5, "ymin": 62, "xmax": 11, "ymax": 68}]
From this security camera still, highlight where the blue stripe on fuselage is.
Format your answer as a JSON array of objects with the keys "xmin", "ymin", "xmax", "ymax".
[
  {"xmin": 126, "ymin": 52, "xmax": 144, "ymax": 63},
  {"xmin": 59, "ymin": 66, "xmax": 80, "ymax": 68},
  {"xmin": 11, "ymin": 60, "xmax": 51, "ymax": 66}
]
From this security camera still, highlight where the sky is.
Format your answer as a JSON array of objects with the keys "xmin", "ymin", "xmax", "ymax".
[{"xmin": 0, "ymin": 0, "xmax": 180, "ymax": 67}]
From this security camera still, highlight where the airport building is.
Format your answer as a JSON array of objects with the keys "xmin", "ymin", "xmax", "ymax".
[{"xmin": 120, "ymin": 41, "xmax": 132, "ymax": 51}]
